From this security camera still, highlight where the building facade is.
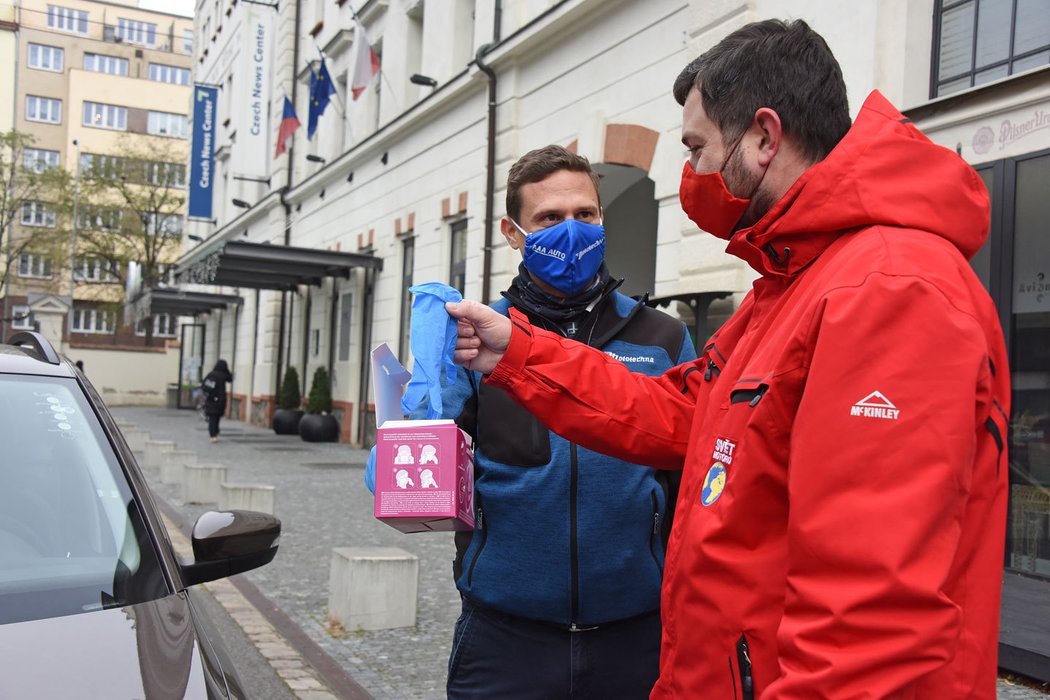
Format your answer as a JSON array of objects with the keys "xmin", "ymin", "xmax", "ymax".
[
  {"xmin": 3, "ymin": 0, "xmax": 193, "ymax": 403},
  {"xmin": 176, "ymin": 0, "xmax": 1049, "ymax": 677}
]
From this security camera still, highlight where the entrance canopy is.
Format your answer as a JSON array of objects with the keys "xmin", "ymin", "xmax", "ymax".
[
  {"xmin": 176, "ymin": 241, "xmax": 383, "ymax": 291},
  {"xmin": 126, "ymin": 287, "xmax": 243, "ymax": 325}
]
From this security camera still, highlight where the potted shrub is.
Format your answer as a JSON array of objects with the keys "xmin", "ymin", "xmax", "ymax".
[
  {"xmin": 272, "ymin": 367, "xmax": 303, "ymax": 435},
  {"xmin": 299, "ymin": 366, "xmax": 340, "ymax": 442}
]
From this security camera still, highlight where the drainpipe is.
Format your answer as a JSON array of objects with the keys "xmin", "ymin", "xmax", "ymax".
[{"xmin": 274, "ymin": 0, "xmax": 301, "ymax": 394}]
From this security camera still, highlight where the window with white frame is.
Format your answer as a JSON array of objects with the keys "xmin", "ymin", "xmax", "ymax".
[
  {"xmin": 136, "ymin": 313, "xmax": 178, "ymax": 337},
  {"xmin": 78, "ymin": 206, "xmax": 123, "ymax": 232},
  {"xmin": 23, "ymin": 148, "xmax": 60, "ymax": 173},
  {"xmin": 79, "ymin": 153, "xmax": 126, "ymax": 179},
  {"xmin": 116, "ymin": 18, "xmax": 157, "ymax": 46},
  {"xmin": 147, "ymin": 111, "xmax": 188, "ymax": 138},
  {"xmin": 156, "ymin": 263, "xmax": 177, "ymax": 286},
  {"xmin": 18, "ymin": 253, "xmax": 53, "ymax": 279},
  {"xmin": 147, "ymin": 212, "xmax": 183, "ymax": 237},
  {"xmin": 28, "ymin": 44, "xmax": 64, "ymax": 72},
  {"xmin": 20, "ymin": 201, "xmax": 56, "ymax": 228},
  {"xmin": 83, "ymin": 102, "xmax": 127, "ymax": 130},
  {"xmin": 11, "ymin": 305, "xmax": 35, "ymax": 331},
  {"xmin": 182, "ymin": 29, "xmax": 193, "ymax": 54},
  {"xmin": 148, "ymin": 63, "xmax": 190, "ymax": 85},
  {"xmin": 74, "ymin": 256, "xmax": 119, "ymax": 282},
  {"xmin": 26, "ymin": 95, "xmax": 61, "ymax": 124},
  {"xmin": 83, "ymin": 53, "xmax": 128, "ymax": 76},
  {"xmin": 47, "ymin": 5, "xmax": 88, "ymax": 34},
  {"xmin": 72, "ymin": 306, "xmax": 115, "ymax": 334},
  {"xmin": 145, "ymin": 161, "xmax": 187, "ymax": 187}
]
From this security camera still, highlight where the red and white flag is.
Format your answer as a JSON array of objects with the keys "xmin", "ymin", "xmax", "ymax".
[{"xmin": 350, "ymin": 18, "xmax": 379, "ymax": 101}]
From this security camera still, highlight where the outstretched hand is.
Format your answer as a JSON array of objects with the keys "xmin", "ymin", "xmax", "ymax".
[{"xmin": 445, "ymin": 300, "xmax": 512, "ymax": 374}]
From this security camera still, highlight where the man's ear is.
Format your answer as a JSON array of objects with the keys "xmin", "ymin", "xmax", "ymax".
[
  {"xmin": 500, "ymin": 216, "xmax": 524, "ymax": 251},
  {"xmin": 753, "ymin": 107, "xmax": 782, "ymax": 167}
]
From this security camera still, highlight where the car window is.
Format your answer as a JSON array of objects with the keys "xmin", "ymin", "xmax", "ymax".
[{"xmin": 0, "ymin": 375, "xmax": 167, "ymax": 624}]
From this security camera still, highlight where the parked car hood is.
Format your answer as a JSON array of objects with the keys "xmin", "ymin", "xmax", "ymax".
[{"xmin": 0, "ymin": 592, "xmax": 222, "ymax": 698}]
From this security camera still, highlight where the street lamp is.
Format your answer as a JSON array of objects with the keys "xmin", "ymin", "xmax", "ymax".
[
  {"xmin": 231, "ymin": 198, "xmax": 252, "ymax": 209},
  {"xmin": 67, "ymin": 138, "xmax": 81, "ymax": 340},
  {"xmin": 410, "ymin": 73, "xmax": 438, "ymax": 87},
  {"xmin": 306, "ymin": 154, "xmax": 326, "ymax": 164}
]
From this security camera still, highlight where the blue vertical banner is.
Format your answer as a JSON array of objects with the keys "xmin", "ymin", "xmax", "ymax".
[{"xmin": 188, "ymin": 85, "xmax": 217, "ymax": 219}]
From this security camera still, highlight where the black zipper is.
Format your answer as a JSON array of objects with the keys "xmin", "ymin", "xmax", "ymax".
[
  {"xmin": 569, "ymin": 442, "xmax": 580, "ymax": 625},
  {"xmin": 465, "ymin": 498, "xmax": 487, "ymax": 586},
  {"xmin": 705, "ymin": 357, "xmax": 721, "ymax": 381},
  {"xmin": 730, "ymin": 384, "xmax": 769, "ymax": 407},
  {"xmin": 737, "ymin": 634, "xmax": 754, "ymax": 700},
  {"xmin": 985, "ymin": 417, "xmax": 1004, "ymax": 477},
  {"xmin": 649, "ymin": 491, "xmax": 662, "ymax": 568}
]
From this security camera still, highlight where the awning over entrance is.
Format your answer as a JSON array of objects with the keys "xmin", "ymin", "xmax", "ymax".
[
  {"xmin": 126, "ymin": 287, "xmax": 243, "ymax": 324},
  {"xmin": 176, "ymin": 241, "xmax": 383, "ymax": 291}
]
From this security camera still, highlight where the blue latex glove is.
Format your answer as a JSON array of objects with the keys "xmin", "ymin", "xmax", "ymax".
[
  {"xmin": 364, "ymin": 445, "xmax": 377, "ymax": 494},
  {"xmin": 400, "ymin": 283, "xmax": 462, "ymax": 418}
]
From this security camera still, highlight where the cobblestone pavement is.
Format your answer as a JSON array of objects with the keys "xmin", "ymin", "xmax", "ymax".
[{"xmin": 113, "ymin": 407, "xmax": 1048, "ymax": 700}]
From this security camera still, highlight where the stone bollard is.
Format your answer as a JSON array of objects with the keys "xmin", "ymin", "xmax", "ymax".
[
  {"xmin": 219, "ymin": 483, "xmax": 276, "ymax": 515},
  {"xmin": 122, "ymin": 428, "xmax": 150, "ymax": 453},
  {"xmin": 143, "ymin": 440, "xmax": 176, "ymax": 471},
  {"xmin": 160, "ymin": 450, "xmax": 198, "ymax": 485},
  {"xmin": 182, "ymin": 463, "xmax": 228, "ymax": 504},
  {"xmin": 328, "ymin": 547, "xmax": 419, "ymax": 632}
]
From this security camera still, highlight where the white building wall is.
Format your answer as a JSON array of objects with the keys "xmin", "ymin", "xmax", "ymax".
[{"xmin": 180, "ymin": 0, "xmax": 1050, "ymax": 442}]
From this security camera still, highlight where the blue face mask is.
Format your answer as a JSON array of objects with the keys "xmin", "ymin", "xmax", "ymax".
[{"xmin": 513, "ymin": 217, "xmax": 606, "ymax": 295}]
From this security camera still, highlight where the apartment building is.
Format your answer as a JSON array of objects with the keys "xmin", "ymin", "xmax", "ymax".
[
  {"xmin": 171, "ymin": 0, "xmax": 1049, "ymax": 677},
  {"xmin": 5, "ymin": 0, "xmax": 193, "ymax": 402}
]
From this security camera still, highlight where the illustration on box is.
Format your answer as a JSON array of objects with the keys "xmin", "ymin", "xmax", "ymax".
[{"xmin": 370, "ymin": 343, "xmax": 475, "ymax": 533}]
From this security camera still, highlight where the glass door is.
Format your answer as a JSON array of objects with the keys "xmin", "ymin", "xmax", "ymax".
[{"xmin": 177, "ymin": 323, "xmax": 206, "ymax": 409}]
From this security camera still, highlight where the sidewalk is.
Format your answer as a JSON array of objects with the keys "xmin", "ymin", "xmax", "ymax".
[
  {"xmin": 113, "ymin": 407, "xmax": 1048, "ymax": 700},
  {"xmin": 114, "ymin": 406, "xmax": 460, "ymax": 700}
]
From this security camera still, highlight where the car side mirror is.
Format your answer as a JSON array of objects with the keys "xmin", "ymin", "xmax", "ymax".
[{"xmin": 180, "ymin": 510, "xmax": 281, "ymax": 587}]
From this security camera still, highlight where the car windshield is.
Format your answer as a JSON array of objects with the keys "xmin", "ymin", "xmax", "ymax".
[{"xmin": 0, "ymin": 374, "xmax": 167, "ymax": 624}]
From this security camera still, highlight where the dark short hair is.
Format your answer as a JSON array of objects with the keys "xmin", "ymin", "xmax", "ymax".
[
  {"xmin": 672, "ymin": 19, "xmax": 850, "ymax": 162},
  {"xmin": 505, "ymin": 145, "xmax": 601, "ymax": 221}
]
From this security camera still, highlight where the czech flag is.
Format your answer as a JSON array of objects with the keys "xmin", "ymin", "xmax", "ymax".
[
  {"xmin": 350, "ymin": 18, "xmax": 380, "ymax": 101},
  {"xmin": 274, "ymin": 96, "xmax": 300, "ymax": 158}
]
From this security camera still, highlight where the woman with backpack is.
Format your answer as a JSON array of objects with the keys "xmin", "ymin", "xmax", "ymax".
[{"xmin": 201, "ymin": 359, "xmax": 233, "ymax": 443}]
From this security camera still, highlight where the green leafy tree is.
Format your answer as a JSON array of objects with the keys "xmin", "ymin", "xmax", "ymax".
[
  {"xmin": 305, "ymin": 367, "xmax": 333, "ymax": 415},
  {"xmin": 278, "ymin": 367, "xmax": 302, "ymax": 410}
]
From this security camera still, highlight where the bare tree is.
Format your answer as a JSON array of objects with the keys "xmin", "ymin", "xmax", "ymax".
[{"xmin": 0, "ymin": 130, "xmax": 73, "ymax": 331}]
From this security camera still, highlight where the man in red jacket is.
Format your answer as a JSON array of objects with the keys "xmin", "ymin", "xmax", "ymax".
[{"xmin": 446, "ymin": 18, "xmax": 1010, "ymax": 700}]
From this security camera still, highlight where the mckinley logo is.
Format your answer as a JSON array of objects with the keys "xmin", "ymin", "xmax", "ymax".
[{"xmin": 850, "ymin": 391, "xmax": 899, "ymax": 420}]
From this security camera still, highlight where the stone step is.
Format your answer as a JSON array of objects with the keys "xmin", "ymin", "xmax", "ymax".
[
  {"xmin": 328, "ymin": 547, "xmax": 418, "ymax": 632},
  {"xmin": 219, "ymin": 482, "xmax": 276, "ymax": 515},
  {"xmin": 183, "ymin": 463, "xmax": 228, "ymax": 505}
]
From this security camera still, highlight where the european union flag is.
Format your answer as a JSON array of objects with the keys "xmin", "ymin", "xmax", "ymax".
[{"xmin": 307, "ymin": 59, "xmax": 338, "ymax": 140}]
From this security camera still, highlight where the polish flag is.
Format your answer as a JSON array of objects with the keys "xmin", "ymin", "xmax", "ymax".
[{"xmin": 350, "ymin": 18, "xmax": 380, "ymax": 101}]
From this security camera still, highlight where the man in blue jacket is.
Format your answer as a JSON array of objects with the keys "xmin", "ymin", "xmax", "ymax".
[{"xmin": 369, "ymin": 145, "xmax": 696, "ymax": 698}]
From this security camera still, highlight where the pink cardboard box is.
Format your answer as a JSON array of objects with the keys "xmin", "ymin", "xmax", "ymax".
[
  {"xmin": 373, "ymin": 419, "xmax": 474, "ymax": 533},
  {"xmin": 370, "ymin": 343, "xmax": 474, "ymax": 533}
]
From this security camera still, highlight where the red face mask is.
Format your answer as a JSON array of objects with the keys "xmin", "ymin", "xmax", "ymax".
[{"xmin": 678, "ymin": 160, "xmax": 750, "ymax": 241}]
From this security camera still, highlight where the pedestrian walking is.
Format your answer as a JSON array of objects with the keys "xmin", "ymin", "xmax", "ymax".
[
  {"xmin": 447, "ymin": 18, "xmax": 1010, "ymax": 699},
  {"xmin": 201, "ymin": 359, "xmax": 233, "ymax": 443}
]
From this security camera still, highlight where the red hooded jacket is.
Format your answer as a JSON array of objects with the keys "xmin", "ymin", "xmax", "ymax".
[{"xmin": 487, "ymin": 91, "xmax": 1010, "ymax": 699}]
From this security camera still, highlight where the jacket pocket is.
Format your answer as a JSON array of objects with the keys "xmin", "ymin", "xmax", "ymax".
[
  {"xmin": 465, "ymin": 504, "xmax": 487, "ymax": 587},
  {"xmin": 729, "ymin": 378, "xmax": 769, "ymax": 407},
  {"xmin": 648, "ymin": 490, "xmax": 663, "ymax": 570},
  {"xmin": 477, "ymin": 382, "xmax": 551, "ymax": 466}
]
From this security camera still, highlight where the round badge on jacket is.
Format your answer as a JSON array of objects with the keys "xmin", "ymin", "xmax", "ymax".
[{"xmin": 701, "ymin": 462, "xmax": 727, "ymax": 506}]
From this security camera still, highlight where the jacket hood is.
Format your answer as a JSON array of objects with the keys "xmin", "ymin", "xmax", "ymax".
[{"xmin": 726, "ymin": 90, "xmax": 991, "ymax": 276}]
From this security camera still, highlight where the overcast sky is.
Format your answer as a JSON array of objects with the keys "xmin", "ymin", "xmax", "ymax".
[{"xmin": 140, "ymin": 0, "xmax": 195, "ymax": 18}]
